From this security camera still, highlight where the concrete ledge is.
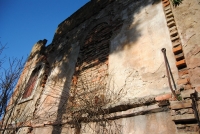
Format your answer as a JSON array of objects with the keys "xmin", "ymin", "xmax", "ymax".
[
  {"xmin": 170, "ymin": 99, "xmax": 192, "ymax": 110},
  {"xmin": 178, "ymin": 132, "xmax": 199, "ymax": 134},
  {"xmin": 105, "ymin": 104, "xmax": 168, "ymax": 120},
  {"xmin": 171, "ymin": 114, "xmax": 195, "ymax": 121},
  {"xmin": 181, "ymin": 89, "xmax": 195, "ymax": 99}
]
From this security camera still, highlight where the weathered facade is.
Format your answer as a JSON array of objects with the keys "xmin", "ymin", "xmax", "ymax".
[{"xmin": 1, "ymin": 0, "xmax": 200, "ymax": 133}]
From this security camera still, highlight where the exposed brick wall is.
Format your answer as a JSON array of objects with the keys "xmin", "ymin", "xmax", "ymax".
[
  {"xmin": 161, "ymin": 0, "xmax": 193, "ymax": 92},
  {"xmin": 162, "ymin": 0, "xmax": 187, "ymax": 70},
  {"xmin": 70, "ymin": 22, "xmax": 113, "ymax": 106}
]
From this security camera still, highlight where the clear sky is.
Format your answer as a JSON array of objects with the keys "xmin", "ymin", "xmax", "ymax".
[{"xmin": 0, "ymin": 0, "xmax": 90, "ymax": 66}]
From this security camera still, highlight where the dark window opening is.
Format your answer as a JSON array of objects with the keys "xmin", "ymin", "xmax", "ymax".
[{"xmin": 22, "ymin": 65, "xmax": 41, "ymax": 99}]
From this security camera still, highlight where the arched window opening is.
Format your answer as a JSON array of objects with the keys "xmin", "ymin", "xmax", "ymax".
[{"xmin": 22, "ymin": 65, "xmax": 42, "ymax": 99}]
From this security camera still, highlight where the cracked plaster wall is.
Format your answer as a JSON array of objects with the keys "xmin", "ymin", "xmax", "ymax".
[
  {"xmin": 36, "ymin": 0, "xmax": 179, "ymax": 117},
  {"xmin": 30, "ymin": 112, "xmax": 176, "ymax": 134},
  {"xmin": 3, "ymin": 0, "xmax": 190, "ymax": 133},
  {"xmin": 108, "ymin": 1, "xmax": 178, "ymax": 101},
  {"xmin": 78, "ymin": 111, "xmax": 176, "ymax": 134},
  {"xmin": 23, "ymin": 0, "xmax": 180, "ymax": 132},
  {"xmin": 17, "ymin": 0, "xmax": 179, "ymax": 124}
]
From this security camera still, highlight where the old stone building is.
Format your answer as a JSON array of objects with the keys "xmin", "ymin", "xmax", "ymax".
[{"xmin": 1, "ymin": 0, "xmax": 200, "ymax": 133}]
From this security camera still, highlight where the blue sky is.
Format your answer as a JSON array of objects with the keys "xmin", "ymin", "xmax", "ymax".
[{"xmin": 0, "ymin": 0, "xmax": 89, "ymax": 67}]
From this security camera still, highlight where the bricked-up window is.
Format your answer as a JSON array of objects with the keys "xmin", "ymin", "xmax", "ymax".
[
  {"xmin": 77, "ymin": 22, "xmax": 111, "ymax": 71},
  {"xmin": 22, "ymin": 65, "xmax": 41, "ymax": 99},
  {"xmin": 70, "ymin": 22, "xmax": 113, "ymax": 106}
]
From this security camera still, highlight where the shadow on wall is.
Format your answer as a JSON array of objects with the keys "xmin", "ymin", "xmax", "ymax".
[
  {"xmin": 42, "ymin": 0, "xmax": 162, "ymax": 133},
  {"xmin": 110, "ymin": 0, "xmax": 161, "ymax": 54}
]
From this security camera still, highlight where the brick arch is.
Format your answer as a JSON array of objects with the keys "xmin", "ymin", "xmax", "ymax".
[{"xmin": 77, "ymin": 22, "xmax": 112, "ymax": 72}]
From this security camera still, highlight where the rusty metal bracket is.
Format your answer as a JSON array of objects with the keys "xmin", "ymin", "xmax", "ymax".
[
  {"xmin": 191, "ymin": 93, "xmax": 200, "ymax": 126},
  {"xmin": 161, "ymin": 48, "xmax": 178, "ymax": 100}
]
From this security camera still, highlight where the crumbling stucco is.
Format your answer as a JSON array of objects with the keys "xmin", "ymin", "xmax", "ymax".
[{"xmin": 2, "ymin": 0, "xmax": 200, "ymax": 134}]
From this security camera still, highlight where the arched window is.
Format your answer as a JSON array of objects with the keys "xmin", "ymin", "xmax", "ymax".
[{"xmin": 22, "ymin": 65, "xmax": 42, "ymax": 99}]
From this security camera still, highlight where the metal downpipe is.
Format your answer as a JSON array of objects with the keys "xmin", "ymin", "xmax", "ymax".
[{"xmin": 161, "ymin": 48, "xmax": 178, "ymax": 100}]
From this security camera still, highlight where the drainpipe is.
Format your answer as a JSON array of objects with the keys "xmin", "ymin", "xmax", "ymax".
[{"xmin": 161, "ymin": 48, "xmax": 178, "ymax": 100}]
